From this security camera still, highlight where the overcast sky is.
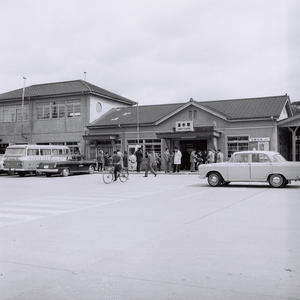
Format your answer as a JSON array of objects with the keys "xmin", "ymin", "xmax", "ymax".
[{"xmin": 0, "ymin": 0, "xmax": 299, "ymax": 104}]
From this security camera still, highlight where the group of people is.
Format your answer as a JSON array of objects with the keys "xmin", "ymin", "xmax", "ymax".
[
  {"xmin": 189, "ymin": 149, "xmax": 224, "ymax": 172},
  {"xmin": 96, "ymin": 147, "xmax": 224, "ymax": 179}
]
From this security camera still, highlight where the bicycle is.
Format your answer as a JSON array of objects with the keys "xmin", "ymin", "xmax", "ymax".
[{"xmin": 102, "ymin": 165, "xmax": 129, "ymax": 184}]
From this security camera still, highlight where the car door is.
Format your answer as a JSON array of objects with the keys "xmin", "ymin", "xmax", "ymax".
[
  {"xmin": 227, "ymin": 153, "xmax": 250, "ymax": 181},
  {"xmin": 250, "ymin": 153, "xmax": 272, "ymax": 181}
]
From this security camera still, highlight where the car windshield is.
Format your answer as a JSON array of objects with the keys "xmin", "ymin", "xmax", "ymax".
[
  {"xmin": 271, "ymin": 154, "xmax": 287, "ymax": 162},
  {"xmin": 5, "ymin": 148, "xmax": 26, "ymax": 156}
]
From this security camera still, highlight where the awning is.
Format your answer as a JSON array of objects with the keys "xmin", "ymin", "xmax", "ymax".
[
  {"xmin": 83, "ymin": 134, "xmax": 119, "ymax": 141},
  {"xmin": 156, "ymin": 126, "xmax": 221, "ymax": 139}
]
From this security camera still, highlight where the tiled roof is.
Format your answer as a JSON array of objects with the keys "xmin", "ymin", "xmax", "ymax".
[
  {"xmin": 199, "ymin": 95, "xmax": 288, "ymax": 120},
  {"xmin": 89, "ymin": 95, "xmax": 289, "ymax": 127},
  {"xmin": 0, "ymin": 80, "xmax": 135, "ymax": 105},
  {"xmin": 89, "ymin": 103, "xmax": 184, "ymax": 127}
]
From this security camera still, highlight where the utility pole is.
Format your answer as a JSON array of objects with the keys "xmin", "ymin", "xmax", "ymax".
[
  {"xmin": 84, "ymin": 72, "xmax": 87, "ymax": 81},
  {"xmin": 136, "ymin": 102, "xmax": 140, "ymax": 146},
  {"xmin": 21, "ymin": 76, "xmax": 26, "ymax": 123}
]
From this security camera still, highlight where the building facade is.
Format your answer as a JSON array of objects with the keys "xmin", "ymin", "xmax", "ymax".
[
  {"xmin": 0, "ymin": 80, "xmax": 136, "ymax": 157},
  {"xmin": 86, "ymin": 95, "xmax": 295, "ymax": 168},
  {"xmin": 1, "ymin": 81, "xmax": 297, "ymax": 167}
]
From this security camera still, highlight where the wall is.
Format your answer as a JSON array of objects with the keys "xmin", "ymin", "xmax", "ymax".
[{"xmin": 89, "ymin": 96, "xmax": 129, "ymax": 123}]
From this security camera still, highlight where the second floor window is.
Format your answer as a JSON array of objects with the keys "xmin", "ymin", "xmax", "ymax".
[
  {"xmin": 0, "ymin": 105, "xmax": 29, "ymax": 122},
  {"xmin": 36, "ymin": 101, "xmax": 81, "ymax": 120}
]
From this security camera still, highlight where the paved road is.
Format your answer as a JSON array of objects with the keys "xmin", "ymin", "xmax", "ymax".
[{"xmin": 0, "ymin": 173, "xmax": 299, "ymax": 300}]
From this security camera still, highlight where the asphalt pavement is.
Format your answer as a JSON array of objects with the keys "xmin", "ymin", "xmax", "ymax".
[{"xmin": 0, "ymin": 173, "xmax": 299, "ymax": 300}]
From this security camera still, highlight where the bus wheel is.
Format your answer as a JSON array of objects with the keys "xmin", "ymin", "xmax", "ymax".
[
  {"xmin": 61, "ymin": 168, "xmax": 70, "ymax": 177},
  {"xmin": 46, "ymin": 173, "xmax": 52, "ymax": 177},
  {"xmin": 18, "ymin": 172, "xmax": 26, "ymax": 177}
]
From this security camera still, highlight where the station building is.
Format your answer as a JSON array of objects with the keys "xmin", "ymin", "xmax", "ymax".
[
  {"xmin": 0, "ymin": 80, "xmax": 136, "ymax": 157},
  {"xmin": 86, "ymin": 94, "xmax": 298, "ymax": 166},
  {"xmin": 0, "ymin": 80, "xmax": 299, "ymax": 165}
]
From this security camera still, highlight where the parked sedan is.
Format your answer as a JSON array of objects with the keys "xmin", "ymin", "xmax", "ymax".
[
  {"xmin": 37, "ymin": 159, "xmax": 97, "ymax": 177},
  {"xmin": 198, "ymin": 151, "xmax": 300, "ymax": 188}
]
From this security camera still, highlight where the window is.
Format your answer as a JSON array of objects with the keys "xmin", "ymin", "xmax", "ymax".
[
  {"xmin": 27, "ymin": 149, "xmax": 39, "ymax": 156},
  {"xmin": 188, "ymin": 110, "xmax": 197, "ymax": 120},
  {"xmin": 0, "ymin": 105, "xmax": 29, "ymax": 123},
  {"xmin": 16, "ymin": 105, "xmax": 29, "ymax": 122},
  {"xmin": 227, "ymin": 136, "xmax": 249, "ymax": 158},
  {"xmin": 67, "ymin": 102, "xmax": 81, "ymax": 117},
  {"xmin": 40, "ymin": 149, "xmax": 51, "ymax": 155},
  {"xmin": 232, "ymin": 153, "xmax": 249, "ymax": 163},
  {"xmin": 37, "ymin": 103, "xmax": 50, "ymax": 120},
  {"xmin": 252, "ymin": 153, "xmax": 270, "ymax": 163}
]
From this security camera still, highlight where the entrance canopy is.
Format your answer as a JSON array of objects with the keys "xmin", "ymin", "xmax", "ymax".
[{"xmin": 156, "ymin": 126, "xmax": 221, "ymax": 139}]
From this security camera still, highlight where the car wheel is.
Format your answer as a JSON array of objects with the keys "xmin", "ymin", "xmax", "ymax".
[
  {"xmin": 46, "ymin": 173, "xmax": 52, "ymax": 177},
  {"xmin": 88, "ymin": 165, "xmax": 95, "ymax": 174},
  {"xmin": 268, "ymin": 174, "xmax": 285, "ymax": 188},
  {"xmin": 61, "ymin": 168, "xmax": 70, "ymax": 177},
  {"xmin": 208, "ymin": 172, "xmax": 222, "ymax": 187},
  {"xmin": 18, "ymin": 172, "xmax": 26, "ymax": 177}
]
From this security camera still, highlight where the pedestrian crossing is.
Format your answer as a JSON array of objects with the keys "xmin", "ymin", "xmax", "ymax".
[{"xmin": 0, "ymin": 193, "xmax": 137, "ymax": 228}]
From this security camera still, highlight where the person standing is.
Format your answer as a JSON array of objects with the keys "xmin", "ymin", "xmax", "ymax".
[
  {"xmin": 128, "ymin": 151, "xmax": 137, "ymax": 171},
  {"xmin": 135, "ymin": 148, "xmax": 143, "ymax": 172},
  {"xmin": 173, "ymin": 147, "xmax": 182, "ymax": 172},
  {"xmin": 190, "ymin": 150, "xmax": 196, "ymax": 172},
  {"xmin": 217, "ymin": 149, "xmax": 224, "ymax": 162},
  {"xmin": 162, "ymin": 148, "xmax": 171, "ymax": 173},
  {"xmin": 111, "ymin": 151, "xmax": 122, "ymax": 181},
  {"xmin": 123, "ymin": 151, "xmax": 128, "ymax": 170},
  {"xmin": 97, "ymin": 149, "xmax": 104, "ymax": 171},
  {"xmin": 144, "ymin": 151, "xmax": 157, "ymax": 177}
]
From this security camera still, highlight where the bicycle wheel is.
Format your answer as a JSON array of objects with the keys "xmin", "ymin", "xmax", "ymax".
[
  {"xmin": 103, "ymin": 171, "xmax": 114, "ymax": 184},
  {"xmin": 119, "ymin": 169, "xmax": 129, "ymax": 182}
]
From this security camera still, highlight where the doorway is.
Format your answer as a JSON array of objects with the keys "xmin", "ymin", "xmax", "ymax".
[{"xmin": 179, "ymin": 140, "xmax": 207, "ymax": 170}]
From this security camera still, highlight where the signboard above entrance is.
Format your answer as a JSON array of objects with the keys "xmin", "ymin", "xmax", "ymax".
[
  {"xmin": 249, "ymin": 137, "xmax": 270, "ymax": 142},
  {"xmin": 175, "ymin": 121, "xmax": 194, "ymax": 132}
]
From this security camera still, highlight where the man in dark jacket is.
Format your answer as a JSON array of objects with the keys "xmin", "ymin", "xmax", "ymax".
[
  {"xmin": 135, "ymin": 148, "xmax": 143, "ymax": 172},
  {"xmin": 112, "ymin": 151, "xmax": 121, "ymax": 181},
  {"xmin": 144, "ymin": 151, "xmax": 157, "ymax": 177}
]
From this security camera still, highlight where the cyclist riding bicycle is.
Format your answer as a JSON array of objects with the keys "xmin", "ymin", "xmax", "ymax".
[{"xmin": 112, "ymin": 151, "xmax": 122, "ymax": 181}]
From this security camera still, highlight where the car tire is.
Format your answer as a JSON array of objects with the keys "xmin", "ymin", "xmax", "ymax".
[
  {"xmin": 268, "ymin": 174, "xmax": 285, "ymax": 188},
  {"xmin": 46, "ymin": 173, "xmax": 52, "ymax": 177},
  {"xmin": 61, "ymin": 168, "xmax": 70, "ymax": 177},
  {"xmin": 88, "ymin": 165, "xmax": 95, "ymax": 174},
  {"xmin": 208, "ymin": 172, "xmax": 222, "ymax": 187}
]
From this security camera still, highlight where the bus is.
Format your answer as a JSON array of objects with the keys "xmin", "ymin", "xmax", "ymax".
[{"xmin": 3, "ymin": 144, "xmax": 70, "ymax": 176}]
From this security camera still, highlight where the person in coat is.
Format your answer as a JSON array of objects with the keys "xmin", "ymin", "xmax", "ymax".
[
  {"xmin": 135, "ymin": 148, "xmax": 143, "ymax": 172},
  {"xmin": 173, "ymin": 147, "xmax": 182, "ymax": 172},
  {"xmin": 128, "ymin": 151, "xmax": 137, "ymax": 171}
]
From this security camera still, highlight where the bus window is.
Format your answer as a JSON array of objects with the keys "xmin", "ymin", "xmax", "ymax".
[
  {"xmin": 27, "ymin": 149, "xmax": 39, "ymax": 156},
  {"xmin": 40, "ymin": 149, "xmax": 51, "ymax": 155},
  {"xmin": 5, "ymin": 148, "xmax": 26, "ymax": 156}
]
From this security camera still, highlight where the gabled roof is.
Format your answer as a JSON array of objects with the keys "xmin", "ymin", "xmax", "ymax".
[
  {"xmin": 199, "ymin": 95, "xmax": 289, "ymax": 120},
  {"xmin": 89, "ymin": 95, "xmax": 290, "ymax": 128},
  {"xmin": 0, "ymin": 80, "xmax": 136, "ymax": 105}
]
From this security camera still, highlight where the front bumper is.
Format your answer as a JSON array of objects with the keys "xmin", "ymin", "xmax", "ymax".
[{"xmin": 36, "ymin": 168, "xmax": 59, "ymax": 173}]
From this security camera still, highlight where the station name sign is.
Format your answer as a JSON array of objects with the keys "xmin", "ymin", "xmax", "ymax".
[
  {"xmin": 175, "ymin": 121, "xmax": 194, "ymax": 132},
  {"xmin": 249, "ymin": 137, "xmax": 270, "ymax": 142}
]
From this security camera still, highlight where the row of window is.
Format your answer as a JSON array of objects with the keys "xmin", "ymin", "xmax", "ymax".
[
  {"xmin": 0, "ymin": 105, "xmax": 29, "ymax": 123},
  {"xmin": 36, "ymin": 102, "xmax": 81, "ymax": 120},
  {"xmin": 0, "ymin": 102, "xmax": 81, "ymax": 122}
]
